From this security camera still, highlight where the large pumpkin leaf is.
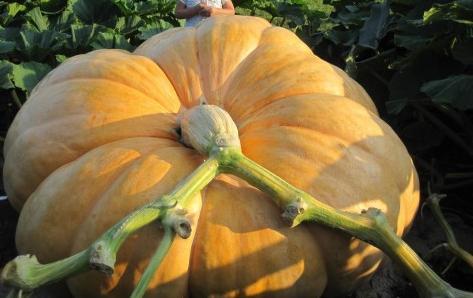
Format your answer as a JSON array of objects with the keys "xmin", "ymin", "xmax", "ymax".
[
  {"xmin": 17, "ymin": 29, "xmax": 68, "ymax": 60},
  {"xmin": 11, "ymin": 61, "xmax": 52, "ymax": 93},
  {"xmin": 0, "ymin": 60, "xmax": 14, "ymax": 89},
  {"xmin": 358, "ymin": 0, "xmax": 391, "ymax": 49},
  {"xmin": 421, "ymin": 75, "xmax": 473, "ymax": 110}
]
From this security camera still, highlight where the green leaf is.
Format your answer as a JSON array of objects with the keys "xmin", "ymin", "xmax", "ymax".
[
  {"xmin": 90, "ymin": 31, "xmax": 134, "ymax": 51},
  {"xmin": 90, "ymin": 31, "xmax": 115, "ymax": 49},
  {"xmin": 114, "ymin": 34, "xmax": 134, "ymax": 51},
  {"xmin": 52, "ymin": 8, "xmax": 77, "ymax": 32},
  {"xmin": 115, "ymin": 15, "xmax": 144, "ymax": 35},
  {"xmin": 66, "ymin": 24, "xmax": 97, "ymax": 49},
  {"xmin": 26, "ymin": 7, "xmax": 50, "ymax": 31},
  {"xmin": 137, "ymin": 20, "xmax": 173, "ymax": 40},
  {"xmin": 39, "ymin": 0, "xmax": 68, "ymax": 14},
  {"xmin": 17, "ymin": 29, "xmax": 68, "ymax": 60},
  {"xmin": 1, "ymin": 3, "xmax": 26, "ymax": 26},
  {"xmin": 358, "ymin": 0, "xmax": 391, "ymax": 49},
  {"xmin": 0, "ymin": 60, "xmax": 14, "ymax": 89},
  {"xmin": 71, "ymin": 0, "xmax": 118, "ymax": 26},
  {"xmin": 55, "ymin": 54, "xmax": 67, "ymax": 63},
  {"xmin": 421, "ymin": 75, "xmax": 473, "ymax": 110},
  {"xmin": 11, "ymin": 61, "xmax": 52, "ymax": 93}
]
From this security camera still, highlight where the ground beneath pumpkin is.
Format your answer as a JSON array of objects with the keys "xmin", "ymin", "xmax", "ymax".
[{"xmin": 1, "ymin": 196, "xmax": 472, "ymax": 297}]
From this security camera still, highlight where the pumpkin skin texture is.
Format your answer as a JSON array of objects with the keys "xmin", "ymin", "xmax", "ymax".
[{"xmin": 3, "ymin": 15, "xmax": 419, "ymax": 297}]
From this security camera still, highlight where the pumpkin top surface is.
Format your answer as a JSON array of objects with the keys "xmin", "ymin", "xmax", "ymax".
[{"xmin": 4, "ymin": 16, "xmax": 419, "ymax": 297}]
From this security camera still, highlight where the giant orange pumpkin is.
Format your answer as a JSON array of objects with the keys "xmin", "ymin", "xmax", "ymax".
[{"xmin": 3, "ymin": 16, "xmax": 419, "ymax": 297}]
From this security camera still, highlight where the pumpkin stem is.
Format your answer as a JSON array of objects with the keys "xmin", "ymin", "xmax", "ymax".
[
  {"xmin": 218, "ymin": 148, "xmax": 473, "ymax": 298},
  {"xmin": 130, "ymin": 226, "xmax": 174, "ymax": 298},
  {"xmin": 178, "ymin": 104, "xmax": 241, "ymax": 155},
  {"xmin": 1, "ymin": 157, "xmax": 220, "ymax": 294}
]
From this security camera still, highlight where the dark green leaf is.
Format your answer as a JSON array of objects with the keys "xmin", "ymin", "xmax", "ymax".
[
  {"xmin": 326, "ymin": 29, "xmax": 358, "ymax": 46},
  {"xmin": 39, "ymin": 0, "xmax": 68, "ymax": 14},
  {"xmin": 71, "ymin": 0, "xmax": 118, "ymax": 26},
  {"xmin": 11, "ymin": 61, "xmax": 52, "ymax": 93},
  {"xmin": 137, "ymin": 20, "xmax": 173, "ymax": 40},
  {"xmin": 421, "ymin": 75, "xmax": 473, "ymax": 110},
  {"xmin": 335, "ymin": 6, "xmax": 369, "ymax": 26},
  {"xmin": 17, "ymin": 29, "xmax": 68, "ymax": 60},
  {"xmin": 386, "ymin": 98, "xmax": 408, "ymax": 114},
  {"xmin": 452, "ymin": 38, "xmax": 473, "ymax": 65},
  {"xmin": 424, "ymin": 1, "xmax": 473, "ymax": 25},
  {"xmin": 0, "ymin": 26, "xmax": 20, "ymax": 41},
  {"xmin": 66, "ymin": 24, "xmax": 97, "ymax": 49},
  {"xmin": 115, "ymin": 15, "xmax": 144, "ymax": 35},
  {"xmin": 113, "ymin": 34, "xmax": 134, "ymax": 51},
  {"xmin": 90, "ymin": 31, "xmax": 133, "ymax": 51},
  {"xmin": 0, "ymin": 60, "xmax": 14, "ymax": 89},
  {"xmin": 358, "ymin": 0, "xmax": 391, "ymax": 49},
  {"xmin": 394, "ymin": 34, "xmax": 432, "ymax": 50},
  {"xmin": 90, "ymin": 31, "xmax": 115, "ymax": 49},
  {"xmin": 52, "ymin": 8, "xmax": 77, "ymax": 32},
  {"xmin": 0, "ymin": 39, "xmax": 15, "ymax": 54}
]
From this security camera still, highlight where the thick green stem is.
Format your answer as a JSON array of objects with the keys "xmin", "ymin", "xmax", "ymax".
[
  {"xmin": 1, "ymin": 156, "xmax": 220, "ymax": 291},
  {"xmin": 130, "ymin": 227, "xmax": 175, "ymax": 298},
  {"xmin": 219, "ymin": 149, "xmax": 473, "ymax": 298}
]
